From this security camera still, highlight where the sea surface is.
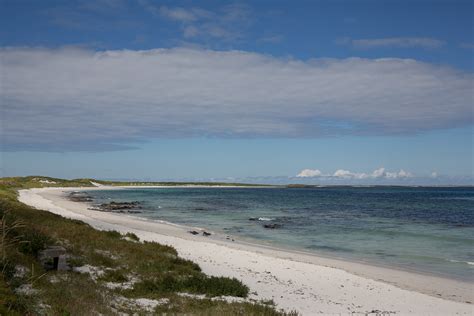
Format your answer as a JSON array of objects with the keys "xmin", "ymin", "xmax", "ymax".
[{"xmin": 85, "ymin": 186, "xmax": 474, "ymax": 281}]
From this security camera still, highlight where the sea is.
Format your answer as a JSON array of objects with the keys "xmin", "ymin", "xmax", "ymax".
[{"xmin": 84, "ymin": 186, "xmax": 474, "ymax": 281}]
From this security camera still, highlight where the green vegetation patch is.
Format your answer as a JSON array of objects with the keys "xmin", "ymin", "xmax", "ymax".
[{"xmin": 128, "ymin": 275, "xmax": 248, "ymax": 298}]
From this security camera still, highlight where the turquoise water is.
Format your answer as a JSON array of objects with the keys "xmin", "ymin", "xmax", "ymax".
[{"xmin": 85, "ymin": 187, "xmax": 474, "ymax": 281}]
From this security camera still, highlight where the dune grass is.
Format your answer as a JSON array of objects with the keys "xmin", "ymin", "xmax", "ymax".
[
  {"xmin": 0, "ymin": 175, "xmax": 268, "ymax": 190},
  {"xmin": 0, "ymin": 176, "xmax": 295, "ymax": 315}
]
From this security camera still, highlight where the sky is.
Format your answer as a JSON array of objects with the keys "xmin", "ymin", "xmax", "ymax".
[{"xmin": 0, "ymin": 0, "xmax": 473, "ymax": 185}]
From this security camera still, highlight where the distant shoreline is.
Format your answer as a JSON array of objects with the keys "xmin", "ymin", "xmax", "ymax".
[
  {"xmin": 19, "ymin": 186, "xmax": 474, "ymax": 314},
  {"xmin": 13, "ymin": 175, "xmax": 474, "ymax": 188}
]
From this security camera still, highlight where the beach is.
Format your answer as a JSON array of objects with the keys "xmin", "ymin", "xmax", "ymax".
[{"xmin": 19, "ymin": 187, "xmax": 474, "ymax": 315}]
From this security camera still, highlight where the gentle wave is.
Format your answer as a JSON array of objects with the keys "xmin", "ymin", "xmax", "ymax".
[
  {"xmin": 447, "ymin": 259, "xmax": 474, "ymax": 266},
  {"xmin": 249, "ymin": 217, "xmax": 275, "ymax": 221},
  {"xmin": 431, "ymin": 197, "xmax": 474, "ymax": 201}
]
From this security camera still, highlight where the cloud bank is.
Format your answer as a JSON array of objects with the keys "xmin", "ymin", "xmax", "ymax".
[
  {"xmin": 297, "ymin": 168, "xmax": 412, "ymax": 180},
  {"xmin": 1, "ymin": 47, "xmax": 473, "ymax": 151},
  {"xmin": 297, "ymin": 169, "xmax": 322, "ymax": 177}
]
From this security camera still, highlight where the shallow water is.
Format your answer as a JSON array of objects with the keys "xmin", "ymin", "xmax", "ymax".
[{"xmin": 85, "ymin": 186, "xmax": 474, "ymax": 281}]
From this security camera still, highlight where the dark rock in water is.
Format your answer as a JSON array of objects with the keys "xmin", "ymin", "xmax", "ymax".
[
  {"xmin": 248, "ymin": 217, "xmax": 258, "ymax": 221},
  {"xmin": 68, "ymin": 191, "xmax": 93, "ymax": 202},
  {"xmin": 263, "ymin": 223, "xmax": 282, "ymax": 229},
  {"xmin": 92, "ymin": 201, "xmax": 142, "ymax": 212},
  {"xmin": 188, "ymin": 230, "xmax": 199, "ymax": 235},
  {"xmin": 194, "ymin": 207, "xmax": 206, "ymax": 211},
  {"xmin": 202, "ymin": 231, "xmax": 212, "ymax": 236}
]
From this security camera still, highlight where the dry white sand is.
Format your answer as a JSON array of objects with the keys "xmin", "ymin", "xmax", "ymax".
[{"xmin": 19, "ymin": 187, "xmax": 474, "ymax": 315}]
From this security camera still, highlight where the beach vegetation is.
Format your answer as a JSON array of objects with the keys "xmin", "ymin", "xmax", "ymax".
[
  {"xmin": 128, "ymin": 274, "xmax": 249, "ymax": 298},
  {"xmin": 152, "ymin": 294, "xmax": 299, "ymax": 315},
  {"xmin": 124, "ymin": 232, "xmax": 140, "ymax": 241},
  {"xmin": 18, "ymin": 228, "xmax": 52, "ymax": 257},
  {"xmin": 0, "ymin": 176, "xmax": 270, "ymax": 191},
  {"xmin": 97, "ymin": 269, "xmax": 128, "ymax": 283}
]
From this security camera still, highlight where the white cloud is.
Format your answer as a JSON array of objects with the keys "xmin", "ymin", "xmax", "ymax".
[
  {"xmin": 371, "ymin": 167, "xmax": 386, "ymax": 178},
  {"xmin": 297, "ymin": 168, "xmax": 414, "ymax": 180},
  {"xmin": 386, "ymin": 169, "xmax": 412, "ymax": 179},
  {"xmin": 339, "ymin": 37, "xmax": 446, "ymax": 49},
  {"xmin": 333, "ymin": 169, "xmax": 368, "ymax": 179},
  {"xmin": 158, "ymin": 6, "xmax": 211, "ymax": 23},
  {"xmin": 296, "ymin": 169, "xmax": 322, "ymax": 177},
  {"xmin": 370, "ymin": 167, "xmax": 412, "ymax": 179},
  {"xmin": 1, "ymin": 47, "xmax": 473, "ymax": 151},
  {"xmin": 333, "ymin": 169, "xmax": 353, "ymax": 178},
  {"xmin": 397, "ymin": 169, "xmax": 412, "ymax": 178}
]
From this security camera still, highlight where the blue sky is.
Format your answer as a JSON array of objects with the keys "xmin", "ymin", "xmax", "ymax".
[{"xmin": 1, "ymin": 0, "xmax": 473, "ymax": 184}]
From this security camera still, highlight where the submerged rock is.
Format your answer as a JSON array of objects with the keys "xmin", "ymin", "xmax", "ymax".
[
  {"xmin": 263, "ymin": 223, "xmax": 282, "ymax": 229},
  {"xmin": 68, "ymin": 191, "xmax": 93, "ymax": 202},
  {"xmin": 89, "ymin": 201, "xmax": 142, "ymax": 213}
]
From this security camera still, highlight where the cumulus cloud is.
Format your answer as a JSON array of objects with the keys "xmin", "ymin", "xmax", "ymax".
[
  {"xmin": 296, "ymin": 169, "xmax": 322, "ymax": 177},
  {"xmin": 296, "ymin": 168, "xmax": 413, "ymax": 180},
  {"xmin": 371, "ymin": 167, "xmax": 386, "ymax": 178},
  {"xmin": 1, "ymin": 47, "xmax": 473, "ymax": 151},
  {"xmin": 386, "ymin": 169, "xmax": 412, "ymax": 179},
  {"xmin": 338, "ymin": 37, "xmax": 446, "ymax": 49},
  {"xmin": 333, "ymin": 169, "xmax": 368, "ymax": 179}
]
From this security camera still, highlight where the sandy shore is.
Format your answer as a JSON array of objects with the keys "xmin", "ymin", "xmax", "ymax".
[{"xmin": 19, "ymin": 187, "xmax": 474, "ymax": 315}]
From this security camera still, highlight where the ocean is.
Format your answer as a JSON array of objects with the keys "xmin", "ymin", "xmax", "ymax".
[{"xmin": 84, "ymin": 186, "xmax": 474, "ymax": 281}]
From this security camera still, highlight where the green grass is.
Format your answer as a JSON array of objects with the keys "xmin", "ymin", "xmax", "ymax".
[
  {"xmin": 0, "ymin": 175, "xmax": 270, "ymax": 190},
  {"xmin": 0, "ymin": 176, "xmax": 295, "ymax": 315},
  {"xmin": 128, "ymin": 275, "xmax": 249, "ymax": 298},
  {"xmin": 97, "ymin": 269, "xmax": 128, "ymax": 283},
  {"xmin": 124, "ymin": 232, "xmax": 140, "ymax": 242}
]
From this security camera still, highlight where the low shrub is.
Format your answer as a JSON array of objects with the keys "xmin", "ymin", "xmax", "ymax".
[
  {"xmin": 98, "ymin": 269, "xmax": 128, "ymax": 283},
  {"xmin": 124, "ymin": 232, "xmax": 139, "ymax": 242},
  {"xmin": 104, "ymin": 230, "xmax": 121, "ymax": 239},
  {"xmin": 128, "ymin": 274, "xmax": 249, "ymax": 298},
  {"xmin": 18, "ymin": 229, "xmax": 52, "ymax": 257}
]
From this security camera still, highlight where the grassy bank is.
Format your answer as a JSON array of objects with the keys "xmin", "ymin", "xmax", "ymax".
[
  {"xmin": 0, "ymin": 176, "xmax": 294, "ymax": 315},
  {"xmin": 0, "ymin": 176, "xmax": 270, "ymax": 189}
]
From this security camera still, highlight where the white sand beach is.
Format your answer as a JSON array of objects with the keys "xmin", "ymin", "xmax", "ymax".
[{"xmin": 19, "ymin": 187, "xmax": 474, "ymax": 315}]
